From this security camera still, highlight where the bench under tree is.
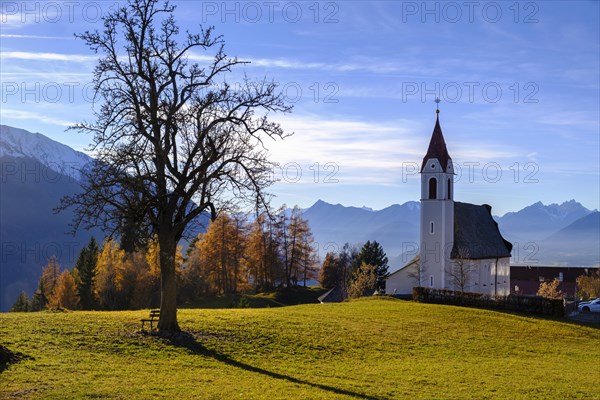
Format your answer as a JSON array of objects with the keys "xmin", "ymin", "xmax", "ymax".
[{"xmin": 140, "ymin": 309, "xmax": 160, "ymax": 331}]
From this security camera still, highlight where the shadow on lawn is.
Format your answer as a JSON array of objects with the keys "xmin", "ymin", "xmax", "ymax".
[{"xmin": 162, "ymin": 331, "xmax": 384, "ymax": 400}]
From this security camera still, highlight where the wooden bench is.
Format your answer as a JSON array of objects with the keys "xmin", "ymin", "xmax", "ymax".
[{"xmin": 140, "ymin": 309, "xmax": 160, "ymax": 331}]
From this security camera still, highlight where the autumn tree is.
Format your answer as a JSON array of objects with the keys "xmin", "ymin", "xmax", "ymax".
[
  {"xmin": 30, "ymin": 257, "xmax": 62, "ymax": 310},
  {"xmin": 354, "ymin": 241, "xmax": 389, "ymax": 291},
  {"xmin": 246, "ymin": 212, "xmax": 285, "ymax": 291},
  {"xmin": 95, "ymin": 239, "xmax": 126, "ymax": 310},
  {"xmin": 59, "ymin": 0, "xmax": 291, "ymax": 331},
  {"xmin": 194, "ymin": 213, "xmax": 249, "ymax": 295},
  {"xmin": 284, "ymin": 206, "xmax": 317, "ymax": 287},
  {"xmin": 318, "ymin": 244, "xmax": 356, "ymax": 296},
  {"xmin": 576, "ymin": 270, "xmax": 600, "ymax": 299},
  {"xmin": 11, "ymin": 291, "xmax": 30, "ymax": 312},
  {"xmin": 319, "ymin": 252, "xmax": 339, "ymax": 289},
  {"xmin": 537, "ymin": 278, "xmax": 564, "ymax": 299},
  {"xmin": 337, "ymin": 244, "xmax": 358, "ymax": 296},
  {"xmin": 74, "ymin": 237, "xmax": 99, "ymax": 310},
  {"xmin": 49, "ymin": 271, "xmax": 80, "ymax": 309},
  {"xmin": 348, "ymin": 262, "xmax": 378, "ymax": 298},
  {"xmin": 128, "ymin": 250, "xmax": 160, "ymax": 309}
]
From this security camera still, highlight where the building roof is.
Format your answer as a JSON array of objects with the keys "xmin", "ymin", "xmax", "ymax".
[
  {"xmin": 318, "ymin": 286, "xmax": 346, "ymax": 303},
  {"xmin": 452, "ymin": 202, "xmax": 513, "ymax": 260},
  {"xmin": 421, "ymin": 114, "xmax": 452, "ymax": 172},
  {"xmin": 387, "ymin": 255, "xmax": 420, "ymax": 277}
]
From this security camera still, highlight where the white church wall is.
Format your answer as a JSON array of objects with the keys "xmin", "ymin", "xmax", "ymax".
[{"xmin": 386, "ymin": 267, "xmax": 417, "ymax": 296}]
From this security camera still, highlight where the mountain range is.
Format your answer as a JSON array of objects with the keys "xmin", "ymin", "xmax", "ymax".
[
  {"xmin": 302, "ymin": 199, "xmax": 598, "ymax": 270},
  {"xmin": 1, "ymin": 125, "xmax": 598, "ymax": 310}
]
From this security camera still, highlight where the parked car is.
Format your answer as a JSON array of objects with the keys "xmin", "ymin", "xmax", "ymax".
[{"xmin": 577, "ymin": 298, "xmax": 600, "ymax": 313}]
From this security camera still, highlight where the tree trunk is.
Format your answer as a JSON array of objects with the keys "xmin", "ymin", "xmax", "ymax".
[{"xmin": 158, "ymin": 232, "xmax": 180, "ymax": 332}]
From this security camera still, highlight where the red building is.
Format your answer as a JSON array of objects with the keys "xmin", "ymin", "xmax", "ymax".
[{"xmin": 510, "ymin": 265, "xmax": 599, "ymax": 298}]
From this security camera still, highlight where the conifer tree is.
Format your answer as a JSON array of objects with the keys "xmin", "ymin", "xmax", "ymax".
[
  {"xmin": 75, "ymin": 237, "xmax": 99, "ymax": 310},
  {"xmin": 10, "ymin": 291, "xmax": 30, "ymax": 312},
  {"xmin": 355, "ymin": 241, "xmax": 389, "ymax": 291}
]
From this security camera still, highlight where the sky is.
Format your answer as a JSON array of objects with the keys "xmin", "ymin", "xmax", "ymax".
[{"xmin": 1, "ymin": 0, "xmax": 599, "ymax": 215}]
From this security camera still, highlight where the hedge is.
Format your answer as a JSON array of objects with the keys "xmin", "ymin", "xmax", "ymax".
[{"xmin": 412, "ymin": 287, "xmax": 564, "ymax": 317}]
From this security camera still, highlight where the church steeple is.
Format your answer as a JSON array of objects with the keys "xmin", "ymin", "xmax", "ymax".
[
  {"xmin": 419, "ymin": 104, "xmax": 455, "ymax": 291},
  {"xmin": 421, "ymin": 110, "xmax": 452, "ymax": 172}
]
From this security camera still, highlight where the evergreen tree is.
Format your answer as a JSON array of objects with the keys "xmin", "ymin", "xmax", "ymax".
[
  {"xmin": 10, "ymin": 291, "xmax": 30, "ymax": 312},
  {"xmin": 30, "ymin": 279, "xmax": 47, "ymax": 311},
  {"xmin": 355, "ymin": 241, "xmax": 389, "ymax": 291},
  {"xmin": 75, "ymin": 237, "xmax": 99, "ymax": 310}
]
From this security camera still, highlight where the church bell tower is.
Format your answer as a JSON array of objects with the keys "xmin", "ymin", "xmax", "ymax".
[{"xmin": 419, "ymin": 103, "xmax": 454, "ymax": 289}]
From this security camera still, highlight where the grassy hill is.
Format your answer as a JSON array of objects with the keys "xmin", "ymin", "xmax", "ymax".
[{"xmin": 1, "ymin": 298, "xmax": 598, "ymax": 399}]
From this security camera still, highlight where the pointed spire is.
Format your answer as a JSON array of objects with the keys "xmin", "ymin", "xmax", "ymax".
[{"xmin": 421, "ymin": 102, "xmax": 452, "ymax": 172}]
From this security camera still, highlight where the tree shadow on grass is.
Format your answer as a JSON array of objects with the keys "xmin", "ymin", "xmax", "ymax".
[
  {"xmin": 161, "ymin": 331, "xmax": 384, "ymax": 400},
  {"xmin": 0, "ymin": 345, "xmax": 33, "ymax": 373}
]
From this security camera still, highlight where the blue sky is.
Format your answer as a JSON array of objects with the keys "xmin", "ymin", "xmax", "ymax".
[{"xmin": 1, "ymin": 1, "xmax": 599, "ymax": 215}]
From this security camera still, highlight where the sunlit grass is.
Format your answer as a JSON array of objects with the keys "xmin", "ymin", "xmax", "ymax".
[{"xmin": 1, "ymin": 298, "xmax": 598, "ymax": 399}]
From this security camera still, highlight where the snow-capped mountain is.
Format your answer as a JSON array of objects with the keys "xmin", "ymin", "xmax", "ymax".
[
  {"xmin": 0, "ymin": 125, "xmax": 92, "ymax": 181},
  {"xmin": 0, "ymin": 125, "xmax": 99, "ymax": 311}
]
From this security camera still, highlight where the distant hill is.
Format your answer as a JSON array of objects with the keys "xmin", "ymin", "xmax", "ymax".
[
  {"xmin": 495, "ymin": 200, "xmax": 593, "ymax": 243},
  {"xmin": 0, "ymin": 155, "xmax": 100, "ymax": 311},
  {"xmin": 536, "ymin": 211, "xmax": 600, "ymax": 266},
  {"xmin": 302, "ymin": 200, "xmax": 420, "ymax": 265}
]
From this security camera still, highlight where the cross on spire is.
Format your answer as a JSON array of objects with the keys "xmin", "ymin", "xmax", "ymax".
[{"xmin": 435, "ymin": 97, "xmax": 441, "ymax": 114}]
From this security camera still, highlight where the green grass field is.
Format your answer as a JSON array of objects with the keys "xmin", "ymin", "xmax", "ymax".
[{"xmin": 1, "ymin": 298, "xmax": 598, "ymax": 399}]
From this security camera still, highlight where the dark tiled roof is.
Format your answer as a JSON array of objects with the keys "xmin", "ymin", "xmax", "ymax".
[
  {"xmin": 421, "ymin": 114, "xmax": 452, "ymax": 172},
  {"xmin": 318, "ymin": 286, "xmax": 346, "ymax": 303},
  {"xmin": 452, "ymin": 202, "xmax": 513, "ymax": 260}
]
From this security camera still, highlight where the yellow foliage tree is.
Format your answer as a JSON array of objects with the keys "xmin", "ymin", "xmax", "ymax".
[
  {"xmin": 49, "ymin": 270, "xmax": 80, "ymax": 309},
  {"xmin": 348, "ymin": 262, "xmax": 378, "ymax": 299},
  {"xmin": 537, "ymin": 278, "xmax": 564, "ymax": 299},
  {"xmin": 195, "ymin": 213, "xmax": 248, "ymax": 295},
  {"xmin": 576, "ymin": 270, "xmax": 600, "ymax": 299},
  {"xmin": 96, "ymin": 238, "xmax": 127, "ymax": 310}
]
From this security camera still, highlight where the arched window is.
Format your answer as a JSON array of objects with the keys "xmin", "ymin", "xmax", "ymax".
[
  {"xmin": 428, "ymin": 177, "xmax": 437, "ymax": 199},
  {"xmin": 447, "ymin": 178, "xmax": 452, "ymax": 199}
]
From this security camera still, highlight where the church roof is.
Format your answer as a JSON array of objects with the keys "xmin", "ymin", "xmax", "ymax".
[
  {"xmin": 421, "ymin": 113, "xmax": 452, "ymax": 172},
  {"xmin": 452, "ymin": 202, "xmax": 513, "ymax": 260}
]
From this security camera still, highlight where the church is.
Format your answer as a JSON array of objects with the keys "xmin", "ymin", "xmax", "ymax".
[{"xmin": 386, "ymin": 108, "xmax": 513, "ymax": 297}]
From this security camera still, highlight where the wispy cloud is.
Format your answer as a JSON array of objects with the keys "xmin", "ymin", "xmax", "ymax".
[
  {"xmin": 0, "ymin": 51, "xmax": 96, "ymax": 62},
  {"xmin": 1, "ymin": 109, "xmax": 73, "ymax": 127},
  {"xmin": 0, "ymin": 34, "xmax": 74, "ymax": 40}
]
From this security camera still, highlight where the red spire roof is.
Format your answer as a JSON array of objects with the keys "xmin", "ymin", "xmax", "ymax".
[{"xmin": 421, "ymin": 112, "xmax": 452, "ymax": 172}]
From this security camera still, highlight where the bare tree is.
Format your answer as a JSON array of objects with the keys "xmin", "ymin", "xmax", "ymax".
[
  {"xmin": 446, "ymin": 256, "xmax": 476, "ymax": 293},
  {"xmin": 59, "ymin": 0, "xmax": 291, "ymax": 331},
  {"xmin": 406, "ymin": 255, "xmax": 424, "ymax": 287}
]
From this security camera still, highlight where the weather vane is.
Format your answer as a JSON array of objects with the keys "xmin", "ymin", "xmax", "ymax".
[{"xmin": 435, "ymin": 97, "xmax": 441, "ymax": 114}]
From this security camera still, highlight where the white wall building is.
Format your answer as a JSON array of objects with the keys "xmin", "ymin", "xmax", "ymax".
[{"xmin": 387, "ymin": 109, "xmax": 512, "ymax": 296}]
